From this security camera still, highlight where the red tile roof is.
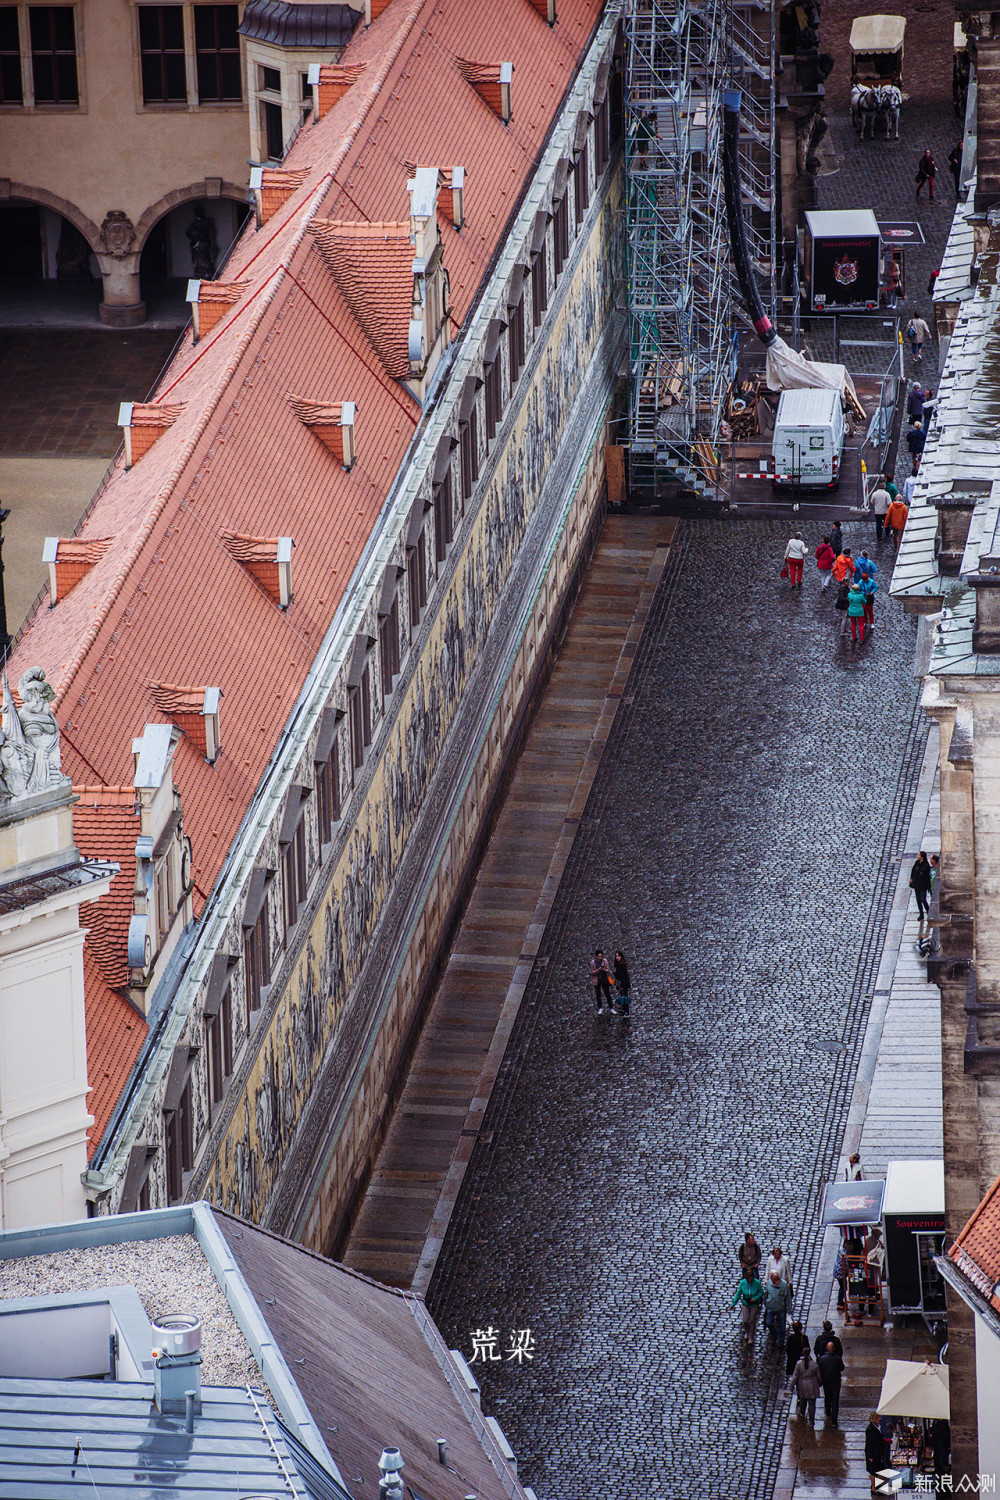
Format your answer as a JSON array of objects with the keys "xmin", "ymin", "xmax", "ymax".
[
  {"xmin": 310, "ymin": 220, "xmax": 415, "ymax": 378},
  {"xmin": 13, "ymin": 0, "xmax": 601, "ymax": 929},
  {"xmin": 950, "ymin": 1171, "xmax": 1000, "ymax": 1309},
  {"xmin": 72, "ymin": 785, "xmax": 148, "ymax": 1159}
]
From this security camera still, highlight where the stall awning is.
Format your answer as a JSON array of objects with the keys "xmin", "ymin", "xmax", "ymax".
[
  {"xmin": 850, "ymin": 15, "xmax": 905, "ymax": 54},
  {"xmin": 821, "ymin": 1178, "xmax": 886, "ymax": 1227},
  {"xmin": 877, "ymin": 1359, "xmax": 950, "ymax": 1419}
]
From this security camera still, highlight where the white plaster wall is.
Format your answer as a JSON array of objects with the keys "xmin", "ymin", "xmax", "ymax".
[{"xmin": 975, "ymin": 1311, "xmax": 1000, "ymax": 1487}]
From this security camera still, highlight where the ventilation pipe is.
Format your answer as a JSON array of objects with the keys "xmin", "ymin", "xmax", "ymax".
[
  {"xmin": 721, "ymin": 89, "xmax": 776, "ymax": 349},
  {"xmin": 151, "ymin": 1313, "xmax": 202, "ymax": 1417}
]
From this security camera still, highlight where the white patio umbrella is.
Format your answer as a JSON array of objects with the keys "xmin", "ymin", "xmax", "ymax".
[{"xmin": 877, "ymin": 1359, "xmax": 950, "ymax": 1420}]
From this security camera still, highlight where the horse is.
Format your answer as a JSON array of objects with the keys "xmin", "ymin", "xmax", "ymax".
[
  {"xmin": 851, "ymin": 84, "xmax": 879, "ymax": 138},
  {"xmin": 876, "ymin": 84, "xmax": 902, "ymax": 140}
]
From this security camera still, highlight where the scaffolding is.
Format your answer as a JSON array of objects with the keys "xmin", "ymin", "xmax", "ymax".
[{"xmin": 623, "ymin": 0, "xmax": 777, "ymax": 498}]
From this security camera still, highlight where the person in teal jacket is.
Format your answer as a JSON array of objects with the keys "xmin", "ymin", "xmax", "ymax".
[
  {"xmin": 859, "ymin": 570, "xmax": 877, "ymax": 630},
  {"xmin": 847, "ymin": 581, "xmax": 867, "ymax": 643},
  {"xmin": 731, "ymin": 1271, "xmax": 764, "ymax": 1344}
]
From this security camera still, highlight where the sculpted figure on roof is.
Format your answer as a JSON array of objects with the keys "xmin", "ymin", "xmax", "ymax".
[{"xmin": 0, "ymin": 668, "xmax": 69, "ymax": 803}]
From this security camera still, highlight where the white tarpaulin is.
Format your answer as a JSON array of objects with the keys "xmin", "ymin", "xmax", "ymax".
[
  {"xmin": 877, "ymin": 1360, "xmax": 950, "ymax": 1420},
  {"xmin": 766, "ymin": 337, "xmax": 860, "ymax": 407}
]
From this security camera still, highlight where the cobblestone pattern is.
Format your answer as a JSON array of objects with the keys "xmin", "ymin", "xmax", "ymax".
[{"xmin": 429, "ymin": 518, "xmax": 927, "ymax": 1500}]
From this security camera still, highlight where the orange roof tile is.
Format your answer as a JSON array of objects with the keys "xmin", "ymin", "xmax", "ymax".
[
  {"xmin": 73, "ymin": 785, "xmax": 137, "ymax": 991},
  {"xmin": 11, "ymin": 0, "xmax": 603, "ymax": 1050},
  {"xmin": 83, "ymin": 944, "xmax": 147, "ymax": 1160},
  {"xmin": 950, "ymin": 1171, "xmax": 1000, "ymax": 1310},
  {"xmin": 310, "ymin": 221, "xmax": 414, "ymax": 379}
]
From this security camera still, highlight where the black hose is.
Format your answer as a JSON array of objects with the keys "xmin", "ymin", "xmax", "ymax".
[{"xmin": 722, "ymin": 88, "xmax": 777, "ymax": 347}]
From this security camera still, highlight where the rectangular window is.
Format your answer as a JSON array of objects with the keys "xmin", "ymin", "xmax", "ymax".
[
  {"xmin": 595, "ymin": 96, "xmax": 610, "ymax": 175},
  {"xmin": 531, "ymin": 242, "xmax": 548, "ymax": 327},
  {"xmin": 553, "ymin": 195, "xmax": 569, "ymax": 278},
  {"xmin": 349, "ymin": 663, "xmax": 372, "ymax": 772},
  {"xmin": 165, "ymin": 1080, "xmax": 193, "ymax": 1202},
  {"xmin": 243, "ymin": 897, "xmax": 270, "ymax": 1024},
  {"xmin": 206, "ymin": 1011, "xmax": 224, "ymax": 1106},
  {"xmin": 262, "ymin": 98, "xmax": 283, "ymax": 160},
  {"xmin": 281, "ymin": 820, "xmax": 307, "ymax": 933},
  {"xmin": 573, "ymin": 141, "xmax": 590, "ymax": 223},
  {"xmin": 508, "ymin": 297, "xmax": 525, "ymax": 386},
  {"xmin": 460, "ymin": 410, "xmax": 479, "ymax": 505},
  {"xmin": 433, "ymin": 471, "xmax": 453, "ymax": 566},
  {"xmin": 408, "ymin": 531, "xmax": 427, "ymax": 632},
  {"xmin": 29, "ymin": 6, "xmax": 77, "ymax": 104},
  {"xmin": 194, "ymin": 3, "xmax": 241, "ymax": 102},
  {"xmin": 379, "ymin": 597, "xmax": 400, "ymax": 697},
  {"xmin": 1, "ymin": 9, "xmax": 23, "ymax": 103},
  {"xmin": 139, "ymin": 5, "xmax": 186, "ymax": 103},
  {"xmin": 316, "ymin": 740, "xmax": 340, "ymax": 845},
  {"xmin": 484, "ymin": 358, "xmax": 502, "ymax": 444},
  {"xmin": 260, "ymin": 63, "xmax": 280, "ymax": 92}
]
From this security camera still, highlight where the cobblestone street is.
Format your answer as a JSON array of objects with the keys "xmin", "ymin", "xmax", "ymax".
[{"xmin": 429, "ymin": 519, "xmax": 928, "ymax": 1500}]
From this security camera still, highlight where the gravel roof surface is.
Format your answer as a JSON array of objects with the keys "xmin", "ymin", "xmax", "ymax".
[{"xmin": 0, "ymin": 1233, "xmax": 261, "ymax": 1389}]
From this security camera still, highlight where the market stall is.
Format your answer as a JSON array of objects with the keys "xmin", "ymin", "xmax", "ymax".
[{"xmin": 883, "ymin": 1160, "xmax": 947, "ymax": 1331}]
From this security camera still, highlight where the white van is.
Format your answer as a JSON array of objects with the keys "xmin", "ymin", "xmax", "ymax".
[{"xmin": 771, "ymin": 387, "xmax": 846, "ymax": 488}]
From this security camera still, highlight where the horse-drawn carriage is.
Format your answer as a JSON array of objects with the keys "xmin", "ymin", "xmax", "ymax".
[{"xmin": 850, "ymin": 14, "xmax": 905, "ymax": 138}]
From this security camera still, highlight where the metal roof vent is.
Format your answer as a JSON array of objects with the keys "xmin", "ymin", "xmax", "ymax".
[
  {"xmin": 378, "ymin": 1448, "xmax": 404, "ymax": 1500},
  {"xmin": 151, "ymin": 1313, "xmax": 202, "ymax": 1417}
]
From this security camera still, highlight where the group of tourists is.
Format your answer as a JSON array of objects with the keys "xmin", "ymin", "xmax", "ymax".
[
  {"xmin": 588, "ymin": 949, "xmax": 632, "ymax": 1015},
  {"xmin": 784, "ymin": 532, "xmax": 884, "ymax": 642}
]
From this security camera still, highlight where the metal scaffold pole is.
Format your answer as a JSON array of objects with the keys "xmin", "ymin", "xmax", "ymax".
[{"xmin": 622, "ymin": 0, "xmax": 776, "ymax": 504}]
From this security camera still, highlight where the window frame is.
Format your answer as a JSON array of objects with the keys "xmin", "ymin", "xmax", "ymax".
[
  {"xmin": 407, "ymin": 529, "xmax": 427, "ymax": 633},
  {"xmin": 0, "ymin": 7, "xmax": 23, "ymax": 104},
  {"xmin": 28, "ymin": 4, "xmax": 78, "ymax": 105},
  {"xmin": 281, "ymin": 818, "xmax": 307, "ymax": 934},
  {"xmin": 137, "ymin": 3, "xmax": 187, "ymax": 105},
  {"xmin": 573, "ymin": 140, "xmax": 590, "ymax": 224},
  {"xmin": 459, "ymin": 409, "xmax": 479, "ymax": 507},
  {"xmin": 484, "ymin": 357, "xmax": 502, "ymax": 445},
  {"xmin": 165, "ymin": 1077, "xmax": 194, "ymax": 1203},
  {"xmin": 507, "ymin": 295, "xmax": 525, "ymax": 386},
  {"xmin": 379, "ymin": 595, "xmax": 401, "ymax": 698},
  {"xmin": 349, "ymin": 662, "xmax": 372, "ymax": 772},
  {"xmin": 433, "ymin": 469, "xmax": 453, "ymax": 568},
  {"xmin": 316, "ymin": 738, "xmax": 341, "ymax": 846},
  {"xmin": 193, "ymin": 1, "xmax": 241, "ymax": 104},
  {"xmin": 531, "ymin": 240, "xmax": 548, "ymax": 328},
  {"xmin": 553, "ymin": 195, "xmax": 570, "ymax": 279}
]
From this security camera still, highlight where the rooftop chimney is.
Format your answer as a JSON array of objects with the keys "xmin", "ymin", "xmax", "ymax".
[
  {"xmin": 221, "ymin": 531, "xmax": 294, "ymax": 606},
  {"xmin": 150, "ymin": 683, "xmax": 222, "ymax": 762},
  {"xmin": 249, "ymin": 166, "xmax": 311, "ymax": 225},
  {"xmin": 456, "ymin": 60, "xmax": 513, "ymax": 123},
  {"xmin": 307, "ymin": 60, "xmax": 365, "ymax": 120},
  {"xmin": 378, "ymin": 1448, "xmax": 404, "ymax": 1500},
  {"xmin": 364, "ymin": 0, "xmax": 393, "ymax": 22},
  {"xmin": 528, "ymin": 0, "xmax": 556, "ymax": 21},
  {"xmin": 186, "ymin": 279, "xmax": 251, "ymax": 342},
  {"xmin": 287, "ymin": 395, "xmax": 356, "ymax": 468},
  {"xmin": 119, "ymin": 402, "xmax": 184, "ymax": 469},
  {"xmin": 43, "ymin": 536, "xmax": 113, "ymax": 604},
  {"xmin": 151, "ymin": 1314, "xmax": 202, "ymax": 1417}
]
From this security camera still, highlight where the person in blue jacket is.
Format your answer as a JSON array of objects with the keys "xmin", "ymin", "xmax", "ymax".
[
  {"xmin": 859, "ymin": 570, "xmax": 877, "ymax": 631},
  {"xmin": 854, "ymin": 550, "xmax": 878, "ymax": 580}
]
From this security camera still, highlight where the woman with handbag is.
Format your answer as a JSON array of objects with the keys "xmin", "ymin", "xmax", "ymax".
[
  {"xmin": 789, "ymin": 1345, "xmax": 821, "ymax": 1426},
  {"xmin": 613, "ymin": 950, "xmax": 631, "ymax": 1015},
  {"xmin": 782, "ymin": 533, "xmax": 808, "ymax": 587}
]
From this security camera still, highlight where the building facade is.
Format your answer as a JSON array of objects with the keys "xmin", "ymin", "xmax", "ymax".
[{"xmin": 9, "ymin": 0, "xmax": 624, "ymax": 1256}]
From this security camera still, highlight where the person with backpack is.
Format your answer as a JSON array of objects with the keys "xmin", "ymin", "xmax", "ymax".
[
  {"xmin": 906, "ymin": 418, "xmax": 926, "ymax": 462},
  {"xmin": 858, "ymin": 569, "xmax": 877, "ymax": 631},
  {"xmin": 815, "ymin": 536, "xmax": 836, "ymax": 589},
  {"xmin": 613, "ymin": 950, "xmax": 631, "ymax": 1015}
]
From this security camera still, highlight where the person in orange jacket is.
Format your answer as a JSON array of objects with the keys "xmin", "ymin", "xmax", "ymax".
[
  {"xmin": 886, "ymin": 497, "xmax": 909, "ymax": 549},
  {"xmin": 832, "ymin": 548, "xmax": 855, "ymax": 584}
]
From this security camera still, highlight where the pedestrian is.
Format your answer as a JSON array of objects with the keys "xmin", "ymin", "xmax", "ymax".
[
  {"xmin": 789, "ymin": 1345, "xmax": 821, "ymax": 1426},
  {"xmin": 846, "ymin": 1150, "xmax": 863, "ymax": 1180},
  {"xmin": 930, "ymin": 853, "xmax": 940, "ymax": 889},
  {"xmin": 922, "ymin": 388, "xmax": 936, "ymax": 434},
  {"xmin": 818, "ymin": 1341, "xmax": 845, "ymax": 1427},
  {"xmin": 832, "ymin": 546, "xmax": 854, "ymax": 585},
  {"xmin": 730, "ymin": 1268, "xmax": 764, "ymax": 1345},
  {"xmin": 866, "ymin": 1410, "xmax": 890, "ymax": 1494},
  {"xmin": 855, "ymin": 550, "xmax": 877, "ymax": 580},
  {"xmin": 905, "ymin": 418, "xmax": 926, "ymax": 462},
  {"xmin": 949, "ymin": 141, "xmax": 963, "ymax": 197},
  {"xmin": 815, "ymin": 535, "xmax": 836, "ymax": 588},
  {"xmin": 931, "ymin": 1418, "xmax": 951, "ymax": 1476},
  {"xmin": 834, "ymin": 1244, "xmax": 847, "ymax": 1309},
  {"xmin": 886, "ymin": 494, "xmax": 909, "ymax": 549},
  {"xmin": 765, "ymin": 1243, "xmax": 793, "ymax": 1290},
  {"xmin": 859, "ymin": 569, "xmax": 877, "ymax": 631},
  {"xmin": 902, "ymin": 468, "xmax": 919, "ymax": 506},
  {"xmin": 910, "ymin": 850, "xmax": 933, "ymax": 919},
  {"xmin": 907, "ymin": 381, "xmax": 925, "ymax": 422},
  {"xmin": 813, "ymin": 1320, "xmax": 843, "ymax": 1360},
  {"xmin": 883, "ymin": 473, "xmax": 898, "ymax": 501},
  {"xmin": 830, "ymin": 520, "xmax": 843, "ymax": 558},
  {"xmin": 763, "ymin": 1271, "xmax": 793, "ymax": 1352},
  {"xmin": 927, "ymin": 267, "xmax": 939, "ymax": 298},
  {"xmin": 869, "ymin": 483, "xmax": 891, "ymax": 543},
  {"xmin": 785, "ymin": 1320, "xmax": 808, "ymax": 1379},
  {"xmin": 613, "ymin": 949, "xmax": 631, "ymax": 1015},
  {"xmin": 738, "ymin": 1230, "xmax": 762, "ymax": 1280},
  {"xmin": 915, "ymin": 148, "xmax": 936, "ymax": 201},
  {"xmin": 907, "ymin": 310, "xmax": 931, "ymax": 363},
  {"xmin": 847, "ymin": 579, "xmax": 866, "ymax": 643},
  {"xmin": 589, "ymin": 949, "xmax": 613, "ymax": 1014},
  {"xmin": 783, "ymin": 533, "xmax": 808, "ymax": 587}
]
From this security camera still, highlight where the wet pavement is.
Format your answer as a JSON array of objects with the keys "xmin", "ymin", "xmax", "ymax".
[{"xmin": 428, "ymin": 518, "xmax": 928, "ymax": 1500}]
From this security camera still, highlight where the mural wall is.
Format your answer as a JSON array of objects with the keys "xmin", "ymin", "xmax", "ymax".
[{"xmin": 197, "ymin": 177, "xmax": 622, "ymax": 1229}]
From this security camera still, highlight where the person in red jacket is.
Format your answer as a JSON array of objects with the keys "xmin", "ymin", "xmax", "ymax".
[{"xmin": 815, "ymin": 536, "xmax": 836, "ymax": 591}]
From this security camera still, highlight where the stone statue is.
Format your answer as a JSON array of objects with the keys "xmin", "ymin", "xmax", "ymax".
[
  {"xmin": 186, "ymin": 207, "xmax": 218, "ymax": 279},
  {"xmin": 0, "ymin": 668, "xmax": 68, "ymax": 804}
]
